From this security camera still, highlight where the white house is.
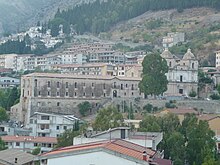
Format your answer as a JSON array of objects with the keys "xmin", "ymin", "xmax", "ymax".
[
  {"xmin": 162, "ymin": 32, "xmax": 185, "ymax": 48},
  {"xmin": 73, "ymin": 127, "xmax": 163, "ymax": 150},
  {"xmin": 39, "ymin": 139, "xmax": 172, "ymax": 165},
  {"xmin": 0, "ymin": 76, "xmax": 20, "ymax": 88},
  {"xmin": 0, "ymin": 54, "xmax": 17, "ymax": 70},
  {"xmin": 1, "ymin": 135, "xmax": 57, "ymax": 153},
  {"xmin": 28, "ymin": 112, "xmax": 80, "ymax": 137}
]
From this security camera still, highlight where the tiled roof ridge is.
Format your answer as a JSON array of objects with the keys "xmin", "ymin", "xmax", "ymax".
[
  {"xmin": 42, "ymin": 140, "xmax": 111, "ymax": 156},
  {"xmin": 106, "ymin": 139, "xmax": 154, "ymax": 156}
]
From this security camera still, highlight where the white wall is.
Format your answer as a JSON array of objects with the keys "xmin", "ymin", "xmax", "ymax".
[{"xmin": 46, "ymin": 151, "xmax": 146, "ymax": 165}]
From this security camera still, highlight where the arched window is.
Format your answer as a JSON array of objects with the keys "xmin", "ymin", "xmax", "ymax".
[
  {"xmin": 169, "ymin": 61, "xmax": 172, "ymax": 67},
  {"xmin": 192, "ymin": 63, "xmax": 194, "ymax": 69}
]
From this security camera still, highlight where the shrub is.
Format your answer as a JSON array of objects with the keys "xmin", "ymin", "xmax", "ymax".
[
  {"xmin": 189, "ymin": 90, "xmax": 197, "ymax": 97},
  {"xmin": 210, "ymin": 94, "xmax": 220, "ymax": 100},
  {"xmin": 78, "ymin": 101, "xmax": 92, "ymax": 116},
  {"xmin": 143, "ymin": 103, "xmax": 153, "ymax": 113},
  {"xmin": 165, "ymin": 101, "xmax": 176, "ymax": 108}
]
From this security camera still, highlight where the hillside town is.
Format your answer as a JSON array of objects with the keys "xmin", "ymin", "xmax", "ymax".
[{"xmin": 1, "ymin": 1, "xmax": 220, "ymax": 165}]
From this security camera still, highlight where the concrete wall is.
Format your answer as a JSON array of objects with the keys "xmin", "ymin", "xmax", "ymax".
[
  {"xmin": 46, "ymin": 151, "xmax": 147, "ymax": 165},
  {"xmin": 208, "ymin": 118, "xmax": 220, "ymax": 135},
  {"xmin": 113, "ymin": 99, "xmax": 220, "ymax": 114}
]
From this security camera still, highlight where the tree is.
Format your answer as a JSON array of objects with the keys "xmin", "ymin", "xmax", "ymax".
[
  {"xmin": 0, "ymin": 137, "xmax": 6, "ymax": 151},
  {"xmin": 166, "ymin": 132, "xmax": 185, "ymax": 165},
  {"xmin": 186, "ymin": 120, "xmax": 216, "ymax": 165},
  {"xmin": 78, "ymin": 101, "xmax": 92, "ymax": 117},
  {"xmin": 0, "ymin": 107, "xmax": 9, "ymax": 123},
  {"xmin": 139, "ymin": 53, "xmax": 168, "ymax": 97},
  {"xmin": 32, "ymin": 147, "xmax": 41, "ymax": 155},
  {"xmin": 57, "ymin": 129, "xmax": 80, "ymax": 148},
  {"xmin": 93, "ymin": 106, "xmax": 124, "ymax": 131},
  {"xmin": 143, "ymin": 103, "xmax": 153, "ymax": 113},
  {"xmin": 6, "ymin": 87, "xmax": 19, "ymax": 111},
  {"xmin": 139, "ymin": 115, "xmax": 161, "ymax": 132},
  {"xmin": 139, "ymin": 113, "xmax": 217, "ymax": 164}
]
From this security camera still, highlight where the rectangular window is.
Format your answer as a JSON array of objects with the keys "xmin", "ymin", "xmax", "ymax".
[
  {"xmin": 56, "ymin": 126, "xmax": 59, "ymax": 130},
  {"xmin": 63, "ymin": 126, "xmax": 67, "ymax": 130},
  {"xmin": 66, "ymin": 82, "xmax": 68, "ymax": 88},
  {"xmin": 47, "ymin": 81, "xmax": 51, "ymax": 87},
  {"xmin": 34, "ymin": 79, "xmax": 37, "ymax": 87},
  {"xmin": 57, "ymin": 92, "xmax": 60, "ymax": 96},
  {"xmin": 57, "ymin": 102, "xmax": 60, "ymax": 106},
  {"xmin": 180, "ymin": 75, "xmax": 183, "ymax": 82},
  {"xmin": 65, "ymin": 92, "xmax": 69, "ymax": 96},
  {"xmin": 47, "ymin": 91, "xmax": 50, "ymax": 96},
  {"xmin": 57, "ymin": 82, "xmax": 60, "ymax": 88},
  {"xmin": 179, "ymin": 89, "xmax": 183, "ymax": 94},
  {"xmin": 16, "ymin": 142, "xmax": 20, "ymax": 146}
]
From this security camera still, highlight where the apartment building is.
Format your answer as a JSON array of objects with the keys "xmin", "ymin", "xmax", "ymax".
[
  {"xmin": 28, "ymin": 112, "xmax": 80, "ymax": 137},
  {"xmin": 0, "ymin": 76, "xmax": 20, "ymax": 88},
  {"xmin": 1, "ymin": 135, "xmax": 57, "ymax": 153}
]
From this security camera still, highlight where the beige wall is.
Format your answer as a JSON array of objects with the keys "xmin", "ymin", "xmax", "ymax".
[{"xmin": 208, "ymin": 118, "xmax": 220, "ymax": 135}]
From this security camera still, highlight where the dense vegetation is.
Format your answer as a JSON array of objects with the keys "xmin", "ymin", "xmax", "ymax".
[
  {"xmin": 0, "ymin": 35, "xmax": 63, "ymax": 55},
  {"xmin": 0, "ymin": 40, "xmax": 31, "ymax": 54},
  {"xmin": 139, "ymin": 114, "xmax": 219, "ymax": 165},
  {"xmin": 50, "ymin": 0, "xmax": 220, "ymax": 35},
  {"xmin": 0, "ymin": 87, "xmax": 20, "ymax": 111}
]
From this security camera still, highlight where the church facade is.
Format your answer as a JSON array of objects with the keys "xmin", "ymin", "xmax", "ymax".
[{"xmin": 161, "ymin": 48, "xmax": 198, "ymax": 97}]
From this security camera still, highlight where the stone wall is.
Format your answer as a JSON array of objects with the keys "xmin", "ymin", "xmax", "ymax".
[{"xmin": 111, "ymin": 98, "xmax": 220, "ymax": 114}]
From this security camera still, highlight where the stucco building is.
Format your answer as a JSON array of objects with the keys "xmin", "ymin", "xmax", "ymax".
[
  {"xmin": 28, "ymin": 112, "xmax": 80, "ymax": 137},
  {"xmin": 161, "ymin": 48, "xmax": 198, "ymax": 97},
  {"xmin": 1, "ymin": 135, "xmax": 57, "ymax": 153},
  {"xmin": 0, "ymin": 76, "xmax": 20, "ymax": 88},
  {"xmin": 39, "ymin": 139, "xmax": 171, "ymax": 165},
  {"xmin": 14, "ymin": 72, "xmax": 142, "ymax": 125}
]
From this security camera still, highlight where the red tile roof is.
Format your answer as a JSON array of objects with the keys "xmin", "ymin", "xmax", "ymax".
[
  {"xmin": 42, "ymin": 139, "xmax": 155, "ymax": 159},
  {"xmin": 152, "ymin": 158, "xmax": 172, "ymax": 165},
  {"xmin": 1, "ymin": 135, "xmax": 57, "ymax": 144}
]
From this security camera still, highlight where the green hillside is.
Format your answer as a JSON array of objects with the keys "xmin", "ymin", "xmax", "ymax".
[{"xmin": 49, "ymin": 0, "xmax": 220, "ymax": 35}]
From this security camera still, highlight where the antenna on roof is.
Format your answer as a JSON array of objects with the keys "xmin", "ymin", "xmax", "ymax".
[{"xmin": 108, "ymin": 128, "xmax": 111, "ymax": 141}]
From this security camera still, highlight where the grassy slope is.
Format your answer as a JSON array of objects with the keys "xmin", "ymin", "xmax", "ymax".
[{"xmin": 108, "ymin": 7, "xmax": 220, "ymax": 65}]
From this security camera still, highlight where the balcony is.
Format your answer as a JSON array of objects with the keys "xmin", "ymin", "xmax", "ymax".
[
  {"xmin": 37, "ymin": 120, "xmax": 51, "ymax": 124},
  {"xmin": 37, "ymin": 128, "xmax": 51, "ymax": 133}
]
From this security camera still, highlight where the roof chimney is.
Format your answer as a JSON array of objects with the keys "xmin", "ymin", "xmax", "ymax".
[
  {"xmin": 15, "ymin": 158, "xmax": 18, "ymax": 163},
  {"xmin": 143, "ymin": 151, "xmax": 148, "ymax": 161}
]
